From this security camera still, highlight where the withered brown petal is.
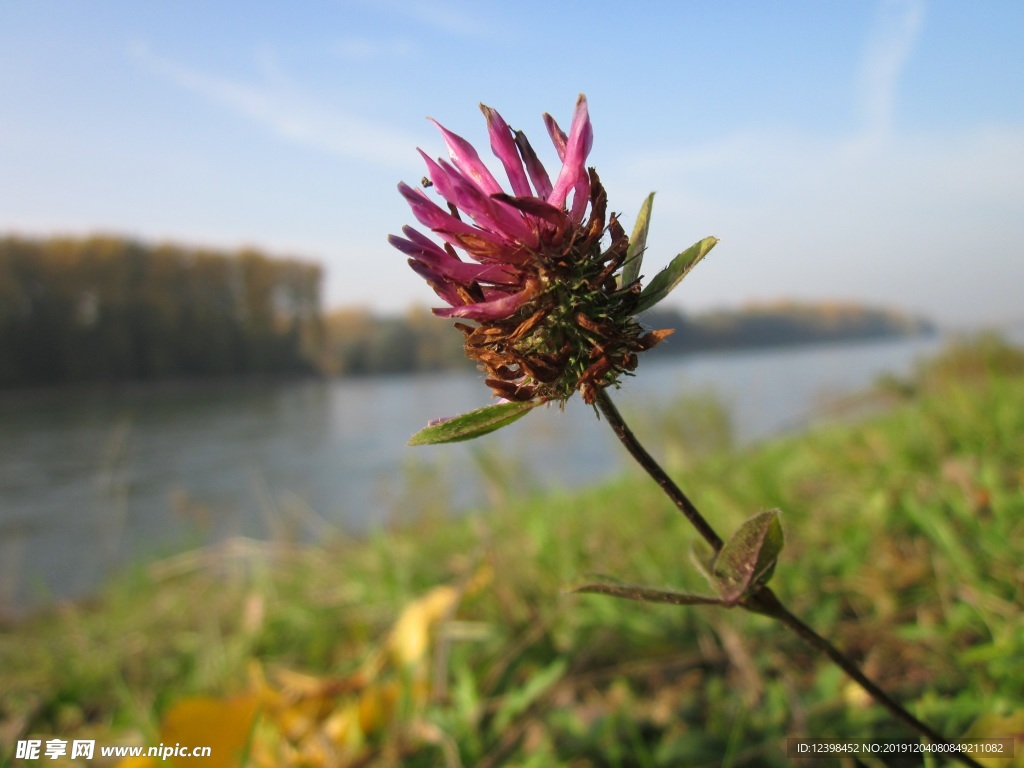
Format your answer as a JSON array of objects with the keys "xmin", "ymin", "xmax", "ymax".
[
  {"xmin": 636, "ymin": 328, "xmax": 674, "ymax": 351},
  {"xmin": 485, "ymin": 379, "xmax": 537, "ymax": 402}
]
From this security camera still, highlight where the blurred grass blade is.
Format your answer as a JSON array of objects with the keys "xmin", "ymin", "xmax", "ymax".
[
  {"xmin": 690, "ymin": 539, "xmax": 717, "ymax": 587},
  {"xmin": 408, "ymin": 400, "xmax": 540, "ymax": 445},
  {"xmin": 636, "ymin": 236, "xmax": 718, "ymax": 313},
  {"xmin": 621, "ymin": 192, "xmax": 655, "ymax": 288},
  {"xmin": 493, "ymin": 658, "xmax": 567, "ymax": 732}
]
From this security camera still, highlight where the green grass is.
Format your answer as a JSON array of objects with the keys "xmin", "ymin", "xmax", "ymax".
[{"xmin": 2, "ymin": 334, "xmax": 1023, "ymax": 766}]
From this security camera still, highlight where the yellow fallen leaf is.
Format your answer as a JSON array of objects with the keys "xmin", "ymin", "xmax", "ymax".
[
  {"xmin": 387, "ymin": 585, "xmax": 459, "ymax": 668},
  {"xmin": 115, "ymin": 694, "xmax": 259, "ymax": 768},
  {"xmin": 321, "ymin": 700, "xmax": 362, "ymax": 747},
  {"xmin": 269, "ymin": 667, "xmax": 335, "ymax": 698},
  {"xmin": 115, "ymin": 757, "xmax": 158, "ymax": 768},
  {"xmin": 159, "ymin": 694, "xmax": 260, "ymax": 767},
  {"xmin": 132, "ymin": 576, "xmax": 474, "ymax": 768},
  {"xmin": 356, "ymin": 680, "xmax": 400, "ymax": 734}
]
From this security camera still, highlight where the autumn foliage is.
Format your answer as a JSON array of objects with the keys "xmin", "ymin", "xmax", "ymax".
[{"xmin": 0, "ymin": 236, "xmax": 322, "ymax": 388}]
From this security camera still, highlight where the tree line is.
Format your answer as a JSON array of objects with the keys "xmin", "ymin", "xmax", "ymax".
[
  {"xmin": 0, "ymin": 236, "xmax": 322, "ymax": 388},
  {"xmin": 641, "ymin": 301, "xmax": 936, "ymax": 358},
  {"xmin": 0, "ymin": 235, "xmax": 935, "ymax": 388},
  {"xmin": 321, "ymin": 301, "xmax": 935, "ymax": 377},
  {"xmin": 319, "ymin": 306, "xmax": 468, "ymax": 376}
]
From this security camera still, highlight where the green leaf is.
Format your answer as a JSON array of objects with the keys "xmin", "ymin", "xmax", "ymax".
[
  {"xmin": 493, "ymin": 658, "xmax": 567, "ymax": 732},
  {"xmin": 635, "ymin": 236, "xmax": 718, "ymax": 313},
  {"xmin": 621, "ymin": 192, "xmax": 655, "ymax": 289},
  {"xmin": 407, "ymin": 400, "xmax": 540, "ymax": 445},
  {"xmin": 711, "ymin": 509, "xmax": 784, "ymax": 603},
  {"xmin": 569, "ymin": 579, "xmax": 724, "ymax": 607}
]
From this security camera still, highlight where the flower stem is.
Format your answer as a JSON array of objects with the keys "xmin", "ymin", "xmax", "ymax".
[
  {"xmin": 746, "ymin": 586, "xmax": 980, "ymax": 761},
  {"xmin": 593, "ymin": 388, "xmax": 984, "ymax": 768},
  {"xmin": 594, "ymin": 389, "xmax": 723, "ymax": 552}
]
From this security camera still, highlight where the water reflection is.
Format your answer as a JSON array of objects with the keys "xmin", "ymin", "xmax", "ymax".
[{"xmin": 0, "ymin": 335, "xmax": 945, "ymax": 614}]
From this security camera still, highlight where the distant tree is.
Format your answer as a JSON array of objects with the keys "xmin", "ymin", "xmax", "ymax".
[{"xmin": 0, "ymin": 236, "xmax": 323, "ymax": 388}]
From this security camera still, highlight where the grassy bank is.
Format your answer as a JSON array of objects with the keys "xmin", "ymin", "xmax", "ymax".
[{"xmin": 2, "ymin": 336, "xmax": 1023, "ymax": 767}]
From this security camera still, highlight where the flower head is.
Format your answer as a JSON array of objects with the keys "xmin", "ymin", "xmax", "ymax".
[{"xmin": 389, "ymin": 94, "xmax": 673, "ymax": 405}]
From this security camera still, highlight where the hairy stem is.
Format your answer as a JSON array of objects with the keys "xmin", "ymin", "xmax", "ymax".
[
  {"xmin": 594, "ymin": 389, "xmax": 723, "ymax": 552},
  {"xmin": 593, "ymin": 388, "xmax": 984, "ymax": 768}
]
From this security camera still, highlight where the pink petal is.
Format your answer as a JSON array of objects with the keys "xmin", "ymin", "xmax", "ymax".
[
  {"xmin": 418, "ymin": 150, "xmax": 479, "ymax": 215},
  {"xmin": 513, "ymin": 130, "xmax": 553, "ymax": 199},
  {"xmin": 388, "ymin": 228, "xmax": 452, "ymax": 262},
  {"xmin": 421, "ymin": 154, "xmax": 540, "ymax": 249},
  {"xmin": 543, "ymin": 112, "xmax": 568, "ymax": 161},
  {"xmin": 390, "ymin": 233, "xmax": 520, "ymax": 285},
  {"xmin": 567, "ymin": 173, "xmax": 591, "ymax": 224},
  {"xmin": 398, "ymin": 182, "xmax": 504, "ymax": 251},
  {"xmin": 490, "ymin": 193, "xmax": 567, "ymax": 227},
  {"xmin": 400, "ymin": 225, "xmax": 449, "ymax": 253},
  {"xmin": 407, "ymin": 258, "xmax": 463, "ymax": 306},
  {"xmin": 428, "ymin": 118, "xmax": 503, "ymax": 196},
  {"xmin": 433, "ymin": 287, "xmax": 533, "ymax": 321},
  {"xmin": 481, "ymin": 104, "xmax": 533, "ymax": 197},
  {"xmin": 547, "ymin": 94, "xmax": 593, "ymax": 211}
]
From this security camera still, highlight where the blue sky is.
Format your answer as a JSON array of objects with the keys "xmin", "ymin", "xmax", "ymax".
[{"xmin": 2, "ymin": 0, "xmax": 1022, "ymax": 327}]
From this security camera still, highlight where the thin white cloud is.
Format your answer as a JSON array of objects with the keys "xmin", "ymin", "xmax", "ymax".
[
  {"xmin": 334, "ymin": 37, "xmax": 415, "ymax": 60},
  {"xmin": 612, "ymin": 0, "xmax": 1020, "ymax": 327},
  {"xmin": 614, "ymin": 118, "xmax": 1024, "ymax": 327},
  {"xmin": 129, "ymin": 41, "xmax": 419, "ymax": 170},
  {"xmin": 857, "ymin": 0, "xmax": 926, "ymax": 145},
  {"xmin": 352, "ymin": 0, "xmax": 488, "ymax": 37}
]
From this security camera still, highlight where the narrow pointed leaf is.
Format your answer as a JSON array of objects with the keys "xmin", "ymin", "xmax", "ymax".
[
  {"xmin": 621, "ymin": 192, "xmax": 655, "ymax": 288},
  {"xmin": 712, "ymin": 509, "xmax": 784, "ymax": 603},
  {"xmin": 635, "ymin": 236, "xmax": 718, "ymax": 313},
  {"xmin": 408, "ymin": 400, "xmax": 540, "ymax": 445},
  {"xmin": 570, "ymin": 580, "xmax": 724, "ymax": 607}
]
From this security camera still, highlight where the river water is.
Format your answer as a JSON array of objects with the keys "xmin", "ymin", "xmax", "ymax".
[{"xmin": 0, "ymin": 334, "xmax": 948, "ymax": 615}]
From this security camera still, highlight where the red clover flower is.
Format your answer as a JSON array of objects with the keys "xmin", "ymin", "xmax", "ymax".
[{"xmin": 389, "ymin": 94, "xmax": 679, "ymax": 406}]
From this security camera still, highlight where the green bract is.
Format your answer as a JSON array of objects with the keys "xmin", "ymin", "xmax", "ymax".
[{"xmin": 408, "ymin": 401, "xmax": 542, "ymax": 446}]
